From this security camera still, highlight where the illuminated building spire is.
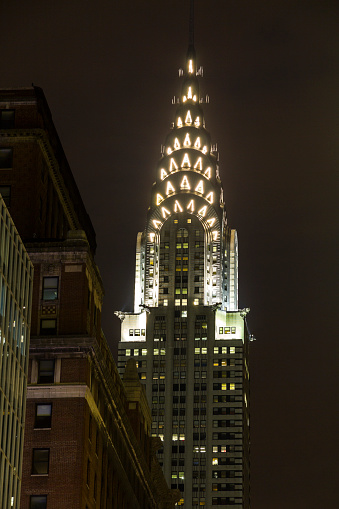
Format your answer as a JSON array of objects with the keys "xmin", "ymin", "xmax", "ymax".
[
  {"xmin": 131, "ymin": 14, "xmax": 238, "ymax": 312},
  {"xmin": 117, "ymin": 7, "xmax": 250, "ymax": 508}
]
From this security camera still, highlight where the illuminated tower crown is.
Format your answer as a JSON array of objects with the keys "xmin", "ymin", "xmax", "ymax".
[{"xmin": 133, "ymin": 31, "xmax": 239, "ymax": 314}]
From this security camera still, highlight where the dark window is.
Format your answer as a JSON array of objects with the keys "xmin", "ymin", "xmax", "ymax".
[
  {"xmin": 38, "ymin": 360, "xmax": 55, "ymax": 383},
  {"xmin": 0, "ymin": 148, "xmax": 13, "ymax": 169},
  {"xmin": 30, "ymin": 496, "xmax": 47, "ymax": 509},
  {"xmin": 40, "ymin": 319, "xmax": 57, "ymax": 335},
  {"xmin": 42, "ymin": 276, "xmax": 59, "ymax": 300},
  {"xmin": 0, "ymin": 186, "xmax": 11, "ymax": 207},
  {"xmin": 32, "ymin": 449, "xmax": 50, "ymax": 475},
  {"xmin": 35, "ymin": 404, "xmax": 52, "ymax": 428},
  {"xmin": 0, "ymin": 109, "xmax": 15, "ymax": 128}
]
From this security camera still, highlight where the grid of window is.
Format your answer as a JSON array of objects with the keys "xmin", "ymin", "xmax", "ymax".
[{"xmin": 0, "ymin": 195, "xmax": 33, "ymax": 509}]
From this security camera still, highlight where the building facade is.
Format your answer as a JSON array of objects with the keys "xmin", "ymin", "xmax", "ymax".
[
  {"xmin": 117, "ymin": 40, "xmax": 251, "ymax": 508},
  {"xmin": 0, "ymin": 194, "xmax": 33, "ymax": 509},
  {"xmin": 0, "ymin": 88, "xmax": 176, "ymax": 509}
]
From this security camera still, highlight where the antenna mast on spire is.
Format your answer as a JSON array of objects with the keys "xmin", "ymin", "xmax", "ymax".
[{"xmin": 189, "ymin": 0, "xmax": 195, "ymax": 50}]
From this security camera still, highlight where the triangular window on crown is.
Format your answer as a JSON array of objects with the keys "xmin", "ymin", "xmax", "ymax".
[
  {"xmin": 156, "ymin": 194, "xmax": 164, "ymax": 205},
  {"xmin": 182, "ymin": 153, "xmax": 191, "ymax": 168},
  {"xmin": 180, "ymin": 176, "xmax": 190, "ymax": 190},
  {"xmin": 184, "ymin": 133, "xmax": 191, "ymax": 147},
  {"xmin": 174, "ymin": 200, "xmax": 183, "ymax": 212},
  {"xmin": 194, "ymin": 137, "xmax": 201, "ymax": 149},
  {"xmin": 160, "ymin": 168, "xmax": 168, "ymax": 180},
  {"xmin": 195, "ymin": 180, "xmax": 204, "ymax": 194},
  {"xmin": 187, "ymin": 199, "xmax": 195, "ymax": 212},
  {"xmin": 166, "ymin": 181, "xmax": 175, "ymax": 195},
  {"xmin": 170, "ymin": 158, "xmax": 178, "ymax": 172}
]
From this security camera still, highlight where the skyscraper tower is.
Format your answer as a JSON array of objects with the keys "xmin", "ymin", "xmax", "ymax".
[{"xmin": 117, "ymin": 5, "xmax": 251, "ymax": 507}]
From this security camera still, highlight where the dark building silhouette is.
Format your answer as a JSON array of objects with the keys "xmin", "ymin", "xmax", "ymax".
[
  {"xmin": 0, "ymin": 87, "xmax": 177, "ymax": 509},
  {"xmin": 117, "ymin": 15, "xmax": 251, "ymax": 509}
]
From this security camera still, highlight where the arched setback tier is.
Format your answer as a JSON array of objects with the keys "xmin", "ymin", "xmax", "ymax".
[{"xmin": 155, "ymin": 149, "xmax": 219, "ymax": 185}]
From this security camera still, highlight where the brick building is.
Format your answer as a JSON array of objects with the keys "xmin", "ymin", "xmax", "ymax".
[{"xmin": 0, "ymin": 87, "xmax": 177, "ymax": 509}]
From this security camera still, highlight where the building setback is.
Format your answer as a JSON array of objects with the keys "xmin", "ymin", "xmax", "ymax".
[
  {"xmin": 0, "ymin": 87, "xmax": 177, "ymax": 509},
  {"xmin": 0, "ymin": 195, "xmax": 33, "ymax": 509},
  {"xmin": 117, "ymin": 25, "xmax": 251, "ymax": 509}
]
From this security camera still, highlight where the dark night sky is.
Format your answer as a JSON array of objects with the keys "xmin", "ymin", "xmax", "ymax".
[{"xmin": 1, "ymin": 1, "xmax": 338, "ymax": 507}]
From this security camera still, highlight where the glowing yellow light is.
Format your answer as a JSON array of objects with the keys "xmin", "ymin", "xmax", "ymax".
[
  {"xmin": 167, "ymin": 147, "xmax": 172, "ymax": 154},
  {"xmin": 197, "ymin": 205, "xmax": 207, "ymax": 217},
  {"xmin": 185, "ymin": 111, "xmax": 192, "ymax": 124},
  {"xmin": 174, "ymin": 138, "xmax": 180, "ymax": 150},
  {"xmin": 187, "ymin": 199, "xmax": 195, "ymax": 212},
  {"xmin": 194, "ymin": 157, "xmax": 202, "ymax": 171},
  {"xmin": 193, "ymin": 95, "xmax": 197, "ymax": 101},
  {"xmin": 177, "ymin": 117, "xmax": 183, "ymax": 127},
  {"xmin": 194, "ymin": 116, "xmax": 200, "ymax": 127},
  {"xmin": 183, "ymin": 96, "xmax": 187, "ymax": 102},
  {"xmin": 183, "ymin": 133, "xmax": 191, "ymax": 147},
  {"xmin": 195, "ymin": 180, "xmax": 204, "ymax": 194},
  {"xmin": 204, "ymin": 167, "xmax": 211, "ymax": 179},
  {"xmin": 166, "ymin": 181, "xmax": 175, "ymax": 195},
  {"xmin": 206, "ymin": 191, "xmax": 214, "ymax": 204},
  {"xmin": 206, "ymin": 218, "xmax": 216, "ymax": 228},
  {"xmin": 180, "ymin": 175, "xmax": 190, "ymax": 190},
  {"xmin": 212, "ymin": 231, "xmax": 219, "ymax": 240},
  {"xmin": 182, "ymin": 153, "xmax": 191, "ymax": 167},
  {"xmin": 160, "ymin": 168, "xmax": 168, "ymax": 180},
  {"xmin": 174, "ymin": 200, "xmax": 183, "ymax": 212},
  {"xmin": 194, "ymin": 137, "xmax": 201, "ymax": 149},
  {"xmin": 156, "ymin": 193, "xmax": 164, "ymax": 205},
  {"xmin": 162, "ymin": 207, "xmax": 171, "ymax": 219},
  {"xmin": 153, "ymin": 219, "xmax": 162, "ymax": 229},
  {"xmin": 188, "ymin": 86, "xmax": 192, "ymax": 99},
  {"xmin": 149, "ymin": 233, "xmax": 155, "ymax": 242},
  {"xmin": 170, "ymin": 158, "xmax": 178, "ymax": 172},
  {"xmin": 202, "ymin": 146, "xmax": 208, "ymax": 154},
  {"xmin": 189, "ymin": 59, "xmax": 193, "ymax": 73}
]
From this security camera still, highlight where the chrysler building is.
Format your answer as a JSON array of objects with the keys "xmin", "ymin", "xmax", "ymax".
[{"xmin": 117, "ymin": 4, "xmax": 250, "ymax": 507}]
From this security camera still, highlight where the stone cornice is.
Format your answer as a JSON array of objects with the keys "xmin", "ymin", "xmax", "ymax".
[{"xmin": 0, "ymin": 128, "xmax": 80, "ymax": 232}]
